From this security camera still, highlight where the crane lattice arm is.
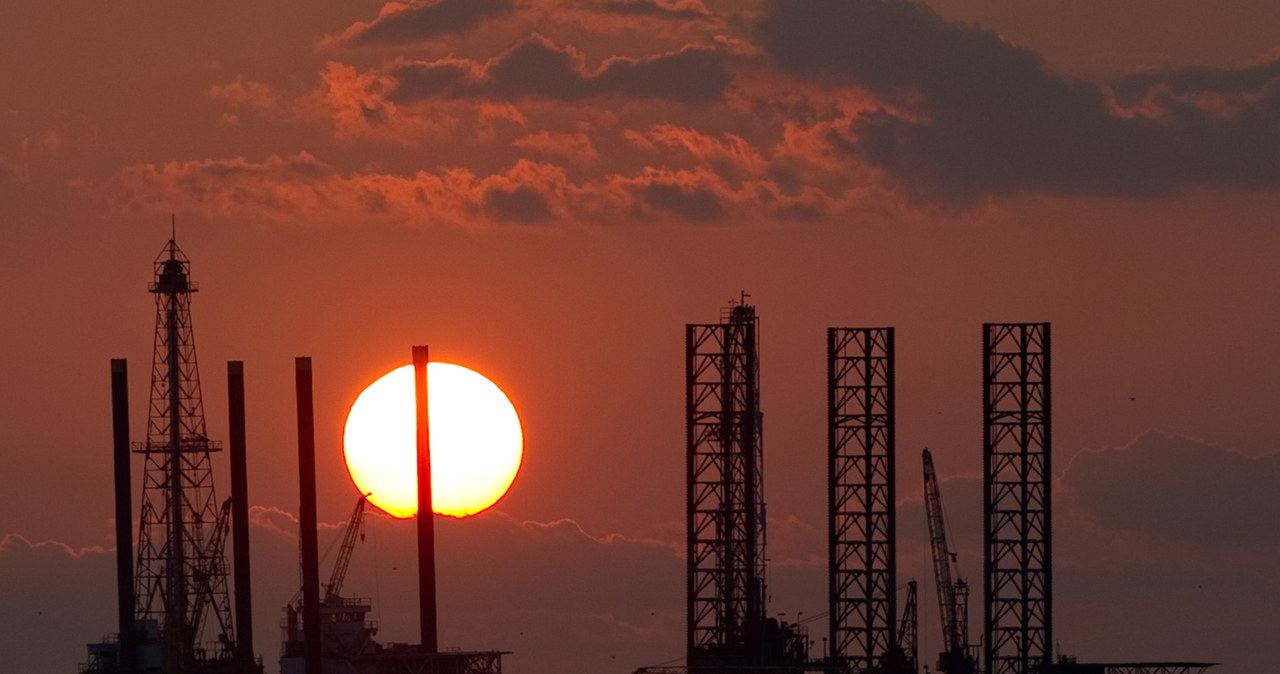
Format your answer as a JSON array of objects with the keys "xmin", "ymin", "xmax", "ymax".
[
  {"xmin": 324, "ymin": 494, "xmax": 369, "ymax": 600},
  {"xmin": 190, "ymin": 498, "xmax": 233, "ymax": 645},
  {"xmin": 923, "ymin": 448, "xmax": 961, "ymax": 653}
]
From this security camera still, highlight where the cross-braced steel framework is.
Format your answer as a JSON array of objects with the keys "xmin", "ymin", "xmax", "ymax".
[
  {"xmin": 687, "ymin": 303, "xmax": 765, "ymax": 667},
  {"xmin": 134, "ymin": 239, "xmax": 235, "ymax": 666},
  {"xmin": 827, "ymin": 328, "xmax": 897, "ymax": 672},
  {"xmin": 983, "ymin": 323, "xmax": 1051, "ymax": 674}
]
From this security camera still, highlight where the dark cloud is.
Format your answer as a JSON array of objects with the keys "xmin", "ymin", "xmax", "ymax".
[
  {"xmin": 596, "ymin": 0, "xmax": 713, "ymax": 20},
  {"xmin": 1062, "ymin": 433, "xmax": 1280, "ymax": 546},
  {"xmin": 482, "ymin": 184, "xmax": 553, "ymax": 223},
  {"xmin": 1112, "ymin": 58, "xmax": 1280, "ymax": 104},
  {"xmin": 641, "ymin": 182, "xmax": 726, "ymax": 220},
  {"xmin": 345, "ymin": 0, "xmax": 515, "ymax": 47},
  {"xmin": 756, "ymin": 0, "xmax": 1280, "ymax": 202},
  {"xmin": 391, "ymin": 36, "xmax": 732, "ymax": 103}
]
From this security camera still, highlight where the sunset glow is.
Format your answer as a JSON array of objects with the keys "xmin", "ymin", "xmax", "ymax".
[{"xmin": 342, "ymin": 363, "xmax": 522, "ymax": 519}]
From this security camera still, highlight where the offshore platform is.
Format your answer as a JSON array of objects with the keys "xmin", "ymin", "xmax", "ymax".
[
  {"xmin": 83, "ymin": 239, "xmax": 508, "ymax": 674},
  {"xmin": 82, "ymin": 237, "xmax": 262, "ymax": 673},
  {"xmin": 281, "ymin": 347, "xmax": 508, "ymax": 674},
  {"xmin": 636, "ymin": 302, "xmax": 1215, "ymax": 674}
]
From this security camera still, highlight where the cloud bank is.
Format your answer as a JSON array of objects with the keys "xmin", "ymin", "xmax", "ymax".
[{"xmin": 756, "ymin": 0, "xmax": 1280, "ymax": 202}]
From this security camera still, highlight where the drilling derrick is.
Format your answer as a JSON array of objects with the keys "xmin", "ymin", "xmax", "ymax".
[
  {"xmin": 134, "ymin": 238, "xmax": 236, "ymax": 670},
  {"xmin": 983, "ymin": 324, "xmax": 1051, "ymax": 674},
  {"xmin": 828, "ymin": 328, "xmax": 907, "ymax": 674},
  {"xmin": 686, "ymin": 300, "xmax": 772, "ymax": 670},
  {"xmin": 922, "ymin": 449, "xmax": 976, "ymax": 674}
]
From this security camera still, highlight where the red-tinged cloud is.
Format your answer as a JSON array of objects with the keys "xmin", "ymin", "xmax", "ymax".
[
  {"xmin": 107, "ymin": 151, "xmax": 861, "ymax": 226},
  {"xmin": 513, "ymin": 130, "xmax": 599, "ymax": 163},
  {"xmin": 319, "ymin": 62, "xmax": 448, "ymax": 142},
  {"xmin": 755, "ymin": 0, "xmax": 1280, "ymax": 202},
  {"xmin": 329, "ymin": 0, "xmax": 516, "ymax": 48},
  {"xmin": 639, "ymin": 124, "xmax": 767, "ymax": 182},
  {"xmin": 208, "ymin": 77, "xmax": 279, "ymax": 110},
  {"xmin": 390, "ymin": 35, "xmax": 732, "ymax": 103}
]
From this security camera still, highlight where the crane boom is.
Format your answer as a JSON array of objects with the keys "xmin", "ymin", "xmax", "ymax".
[
  {"xmin": 923, "ymin": 448, "xmax": 960, "ymax": 652},
  {"xmin": 923, "ymin": 448, "xmax": 977, "ymax": 674},
  {"xmin": 190, "ymin": 498, "xmax": 233, "ymax": 646},
  {"xmin": 324, "ymin": 494, "xmax": 369, "ymax": 600}
]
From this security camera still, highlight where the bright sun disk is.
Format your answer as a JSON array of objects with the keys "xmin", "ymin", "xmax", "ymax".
[{"xmin": 342, "ymin": 363, "xmax": 523, "ymax": 519}]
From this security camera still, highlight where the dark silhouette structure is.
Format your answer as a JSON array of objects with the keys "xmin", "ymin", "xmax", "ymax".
[
  {"xmin": 827, "ymin": 328, "xmax": 911, "ymax": 674},
  {"xmin": 281, "ymin": 348, "xmax": 507, "ymax": 674},
  {"xmin": 923, "ymin": 449, "xmax": 977, "ymax": 674},
  {"xmin": 982, "ymin": 324, "xmax": 1052, "ymax": 674},
  {"xmin": 84, "ymin": 238, "xmax": 261, "ymax": 674},
  {"xmin": 414, "ymin": 345, "xmax": 440, "ymax": 654},
  {"xmin": 227, "ymin": 362, "xmax": 255, "ymax": 671},
  {"xmin": 685, "ymin": 301, "xmax": 808, "ymax": 672},
  {"xmin": 295, "ymin": 357, "xmax": 323, "ymax": 674},
  {"xmin": 112, "ymin": 359, "xmax": 138, "ymax": 673}
]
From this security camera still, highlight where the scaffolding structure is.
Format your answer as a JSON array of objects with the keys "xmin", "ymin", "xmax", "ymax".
[
  {"xmin": 686, "ymin": 302, "xmax": 767, "ymax": 668},
  {"xmin": 827, "ymin": 328, "xmax": 897, "ymax": 672},
  {"xmin": 983, "ymin": 323, "xmax": 1051, "ymax": 674},
  {"xmin": 134, "ymin": 239, "xmax": 236, "ymax": 668}
]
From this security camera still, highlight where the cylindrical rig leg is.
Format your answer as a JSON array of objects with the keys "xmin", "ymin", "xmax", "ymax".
[
  {"xmin": 228, "ymin": 361, "xmax": 255, "ymax": 671},
  {"xmin": 295, "ymin": 357, "xmax": 322, "ymax": 674},
  {"xmin": 111, "ymin": 359, "xmax": 136, "ymax": 674},
  {"xmin": 413, "ymin": 345, "xmax": 438, "ymax": 653}
]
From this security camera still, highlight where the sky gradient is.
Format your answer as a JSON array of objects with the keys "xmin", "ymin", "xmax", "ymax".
[{"xmin": 1, "ymin": 1, "xmax": 1278, "ymax": 673}]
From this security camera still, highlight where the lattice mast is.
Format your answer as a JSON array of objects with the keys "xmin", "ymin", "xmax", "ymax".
[
  {"xmin": 924, "ymin": 449, "xmax": 976, "ymax": 674},
  {"xmin": 827, "ymin": 328, "xmax": 898, "ymax": 672},
  {"xmin": 897, "ymin": 581, "xmax": 918, "ymax": 674},
  {"xmin": 983, "ymin": 323, "xmax": 1051, "ymax": 674},
  {"xmin": 686, "ymin": 300, "xmax": 766, "ymax": 667},
  {"xmin": 134, "ymin": 238, "xmax": 235, "ymax": 667}
]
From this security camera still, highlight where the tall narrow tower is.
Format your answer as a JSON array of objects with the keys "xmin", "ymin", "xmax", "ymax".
[
  {"xmin": 686, "ymin": 301, "xmax": 766, "ymax": 668},
  {"xmin": 827, "ymin": 327, "xmax": 898, "ymax": 672},
  {"xmin": 134, "ymin": 239, "xmax": 236, "ymax": 669},
  {"xmin": 982, "ymin": 323, "xmax": 1051, "ymax": 674}
]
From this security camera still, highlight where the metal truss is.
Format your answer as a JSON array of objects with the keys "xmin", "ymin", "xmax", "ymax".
[
  {"xmin": 983, "ymin": 323, "xmax": 1051, "ymax": 674},
  {"xmin": 897, "ymin": 581, "xmax": 918, "ymax": 674},
  {"xmin": 134, "ymin": 239, "xmax": 235, "ymax": 664},
  {"xmin": 1101, "ymin": 665, "xmax": 1216, "ymax": 674},
  {"xmin": 348, "ymin": 650, "xmax": 506, "ymax": 674},
  {"xmin": 827, "ymin": 328, "xmax": 897, "ymax": 673},
  {"xmin": 1043, "ymin": 663, "xmax": 1216, "ymax": 674},
  {"xmin": 687, "ymin": 303, "xmax": 765, "ymax": 666}
]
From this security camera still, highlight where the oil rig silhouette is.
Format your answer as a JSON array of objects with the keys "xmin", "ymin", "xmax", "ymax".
[
  {"xmin": 83, "ymin": 238, "xmax": 260, "ymax": 673},
  {"xmin": 635, "ymin": 301, "xmax": 1215, "ymax": 674},
  {"xmin": 82, "ymin": 238, "xmax": 507, "ymax": 674},
  {"xmin": 82, "ymin": 241, "xmax": 1216, "ymax": 674}
]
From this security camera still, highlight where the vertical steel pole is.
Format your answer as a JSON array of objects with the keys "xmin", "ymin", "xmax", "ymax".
[
  {"xmin": 228, "ymin": 361, "xmax": 254, "ymax": 670},
  {"xmin": 414, "ymin": 345, "xmax": 439, "ymax": 653},
  {"xmin": 295, "ymin": 357, "xmax": 321, "ymax": 674},
  {"xmin": 111, "ymin": 359, "xmax": 136, "ymax": 673}
]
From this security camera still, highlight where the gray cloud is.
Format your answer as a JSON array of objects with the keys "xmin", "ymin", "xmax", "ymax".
[
  {"xmin": 391, "ymin": 36, "xmax": 732, "ymax": 103},
  {"xmin": 482, "ymin": 184, "xmax": 553, "ymax": 223},
  {"xmin": 346, "ymin": 0, "xmax": 515, "ymax": 47},
  {"xmin": 596, "ymin": 0, "xmax": 713, "ymax": 20},
  {"xmin": 1112, "ymin": 59, "xmax": 1280, "ymax": 105},
  {"xmin": 1062, "ymin": 432, "xmax": 1280, "ymax": 546},
  {"xmin": 756, "ymin": 0, "xmax": 1280, "ymax": 203},
  {"xmin": 641, "ymin": 182, "xmax": 726, "ymax": 220}
]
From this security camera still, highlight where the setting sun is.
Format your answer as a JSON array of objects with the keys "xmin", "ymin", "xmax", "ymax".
[{"xmin": 342, "ymin": 363, "xmax": 522, "ymax": 519}]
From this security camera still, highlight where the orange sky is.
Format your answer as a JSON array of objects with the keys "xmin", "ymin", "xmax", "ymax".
[{"xmin": 1, "ymin": 1, "xmax": 1278, "ymax": 673}]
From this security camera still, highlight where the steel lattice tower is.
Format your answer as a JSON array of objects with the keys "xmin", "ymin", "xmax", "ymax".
[
  {"xmin": 982, "ymin": 323, "xmax": 1051, "ymax": 674},
  {"xmin": 134, "ymin": 239, "xmax": 235, "ymax": 668},
  {"xmin": 686, "ymin": 302, "xmax": 766, "ymax": 668},
  {"xmin": 828, "ymin": 328, "xmax": 897, "ymax": 673}
]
